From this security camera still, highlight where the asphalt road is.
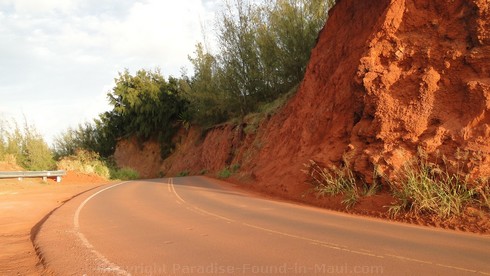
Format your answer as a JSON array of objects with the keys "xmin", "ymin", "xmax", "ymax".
[{"xmin": 35, "ymin": 177, "xmax": 490, "ymax": 275}]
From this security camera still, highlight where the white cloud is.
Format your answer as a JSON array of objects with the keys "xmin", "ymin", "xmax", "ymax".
[
  {"xmin": 0, "ymin": 0, "xmax": 218, "ymax": 144},
  {"xmin": 0, "ymin": 0, "xmax": 80, "ymax": 14},
  {"xmin": 97, "ymin": 0, "xmax": 207, "ymax": 75}
]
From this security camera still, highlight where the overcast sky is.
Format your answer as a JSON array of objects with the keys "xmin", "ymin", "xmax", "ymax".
[{"xmin": 0, "ymin": 0, "xmax": 219, "ymax": 144}]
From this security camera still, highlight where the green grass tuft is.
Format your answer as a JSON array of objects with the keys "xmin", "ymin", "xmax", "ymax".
[
  {"xmin": 218, "ymin": 168, "xmax": 232, "ymax": 179},
  {"xmin": 110, "ymin": 167, "xmax": 140, "ymax": 180},
  {"xmin": 218, "ymin": 164, "xmax": 240, "ymax": 179},
  {"xmin": 177, "ymin": 170, "xmax": 190, "ymax": 177},
  {"xmin": 303, "ymin": 160, "xmax": 361, "ymax": 209},
  {"xmin": 388, "ymin": 157, "xmax": 476, "ymax": 218}
]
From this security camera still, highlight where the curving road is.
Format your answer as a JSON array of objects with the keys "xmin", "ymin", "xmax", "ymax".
[{"xmin": 36, "ymin": 177, "xmax": 490, "ymax": 275}]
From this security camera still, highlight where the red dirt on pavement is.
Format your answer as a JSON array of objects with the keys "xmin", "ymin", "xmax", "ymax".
[{"xmin": 0, "ymin": 162, "xmax": 109, "ymax": 275}]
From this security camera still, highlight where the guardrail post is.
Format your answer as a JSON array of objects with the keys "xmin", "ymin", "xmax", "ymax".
[{"xmin": 56, "ymin": 176, "xmax": 61, "ymax": 183}]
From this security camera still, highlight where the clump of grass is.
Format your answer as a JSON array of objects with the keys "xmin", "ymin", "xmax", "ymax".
[
  {"xmin": 199, "ymin": 169, "xmax": 208, "ymax": 175},
  {"xmin": 364, "ymin": 165, "xmax": 382, "ymax": 196},
  {"xmin": 218, "ymin": 163, "xmax": 240, "ymax": 179},
  {"xmin": 230, "ymin": 164, "xmax": 240, "ymax": 172},
  {"xmin": 363, "ymin": 182, "xmax": 381, "ymax": 197},
  {"xmin": 303, "ymin": 148, "xmax": 488, "ymax": 217},
  {"xmin": 342, "ymin": 187, "xmax": 360, "ymax": 209},
  {"xmin": 388, "ymin": 154, "xmax": 476, "ymax": 218},
  {"xmin": 243, "ymin": 113, "xmax": 262, "ymax": 135},
  {"xmin": 177, "ymin": 170, "xmax": 190, "ymax": 177},
  {"xmin": 110, "ymin": 167, "xmax": 139, "ymax": 180},
  {"xmin": 477, "ymin": 185, "xmax": 490, "ymax": 209},
  {"xmin": 218, "ymin": 168, "xmax": 232, "ymax": 179},
  {"xmin": 303, "ymin": 159, "xmax": 361, "ymax": 209},
  {"xmin": 258, "ymin": 84, "xmax": 297, "ymax": 116}
]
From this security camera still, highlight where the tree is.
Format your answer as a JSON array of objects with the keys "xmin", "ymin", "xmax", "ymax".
[
  {"xmin": 22, "ymin": 129, "xmax": 55, "ymax": 170},
  {"xmin": 184, "ymin": 43, "xmax": 229, "ymax": 126},
  {"xmin": 52, "ymin": 119, "xmax": 117, "ymax": 160},
  {"xmin": 216, "ymin": 0, "xmax": 266, "ymax": 116},
  {"xmin": 257, "ymin": 0, "xmax": 334, "ymax": 94},
  {"xmin": 54, "ymin": 69, "xmax": 188, "ymax": 159},
  {"xmin": 185, "ymin": 0, "xmax": 334, "ymax": 125},
  {"xmin": 107, "ymin": 69, "xmax": 187, "ymax": 157}
]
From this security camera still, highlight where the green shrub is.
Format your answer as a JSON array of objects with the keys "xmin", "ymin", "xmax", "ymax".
[
  {"xmin": 0, "ymin": 119, "xmax": 55, "ymax": 170},
  {"xmin": 218, "ymin": 168, "xmax": 232, "ymax": 179},
  {"xmin": 110, "ymin": 167, "xmax": 139, "ymax": 180},
  {"xmin": 57, "ymin": 149, "xmax": 110, "ymax": 179},
  {"xmin": 243, "ymin": 113, "xmax": 262, "ymax": 135}
]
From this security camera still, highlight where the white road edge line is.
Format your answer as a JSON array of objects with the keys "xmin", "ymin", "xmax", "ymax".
[
  {"xmin": 73, "ymin": 181, "xmax": 132, "ymax": 276},
  {"xmin": 169, "ymin": 178, "xmax": 489, "ymax": 275}
]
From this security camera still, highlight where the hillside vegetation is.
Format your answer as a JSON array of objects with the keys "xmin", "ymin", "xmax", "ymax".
[{"xmin": 52, "ymin": 0, "xmax": 334, "ymax": 159}]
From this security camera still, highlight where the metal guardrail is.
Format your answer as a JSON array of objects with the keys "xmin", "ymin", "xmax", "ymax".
[{"xmin": 0, "ymin": 170, "xmax": 66, "ymax": 182}]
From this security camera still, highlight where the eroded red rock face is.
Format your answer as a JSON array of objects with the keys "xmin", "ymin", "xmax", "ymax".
[
  {"xmin": 116, "ymin": 0, "xmax": 490, "ymax": 195},
  {"xmin": 254, "ymin": 0, "xmax": 490, "ymax": 190},
  {"xmin": 114, "ymin": 137, "xmax": 163, "ymax": 178}
]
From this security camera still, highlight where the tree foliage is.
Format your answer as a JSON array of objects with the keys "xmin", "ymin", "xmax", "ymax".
[
  {"xmin": 52, "ymin": 117, "xmax": 117, "ymax": 160},
  {"xmin": 54, "ymin": 0, "xmax": 335, "ymax": 158},
  {"xmin": 184, "ymin": 0, "xmax": 334, "ymax": 125},
  {"xmin": 182, "ymin": 43, "xmax": 229, "ymax": 126},
  {"xmin": 55, "ymin": 69, "xmax": 187, "ymax": 159},
  {"xmin": 107, "ymin": 69, "xmax": 187, "ymax": 157}
]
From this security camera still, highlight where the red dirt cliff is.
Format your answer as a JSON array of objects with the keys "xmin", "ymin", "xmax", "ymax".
[{"xmin": 115, "ymin": 0, "xmax": 490, "ymax": 197}]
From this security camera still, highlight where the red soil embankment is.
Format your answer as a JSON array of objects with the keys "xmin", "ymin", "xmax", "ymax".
[{"xmin": 114, "ymin": 0, "xmax": 490, "ymax": 232}]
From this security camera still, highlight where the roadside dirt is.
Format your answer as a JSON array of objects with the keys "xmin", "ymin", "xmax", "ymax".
[{"xmin": 0, "ymin": 165, "xmax": 109, "ymax": 275}]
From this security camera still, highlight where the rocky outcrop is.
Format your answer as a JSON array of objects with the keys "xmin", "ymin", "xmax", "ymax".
[{"xmin": 252, "ymin": 0, "xmax": 490, "ymax": 191}]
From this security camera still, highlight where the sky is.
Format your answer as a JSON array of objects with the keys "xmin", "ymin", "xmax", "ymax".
[{"xmin": 0, "ymin": 0, "xmax": 219, "ymax": 145}]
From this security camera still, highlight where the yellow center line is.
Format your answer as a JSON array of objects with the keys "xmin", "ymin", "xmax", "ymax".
[{"xmin": 169, "ymin": 178, "xmax": 234, "ymax": 222}]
